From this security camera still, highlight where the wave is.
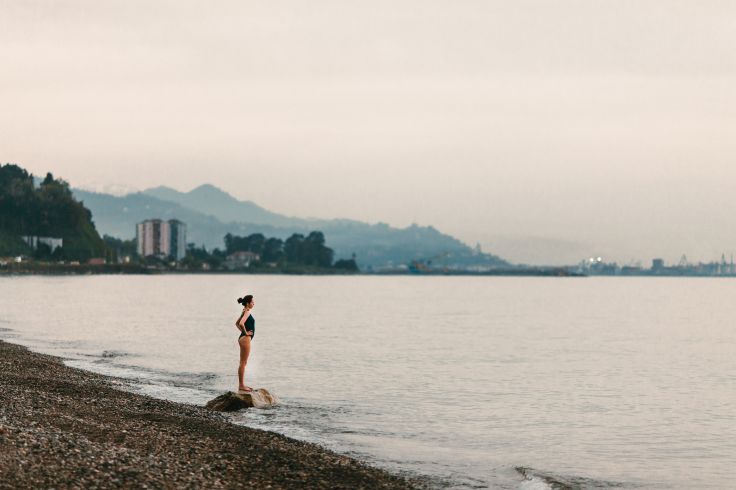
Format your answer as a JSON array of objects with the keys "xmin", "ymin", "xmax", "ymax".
[
  {"xmin": 75, "ymin": 350, "xmax": 219, "ymax": 386},
  {"xmin": 516, "ymin": 467, "xmax": 628, "ymax": 490},
  {"xmin": 100, "ymin": 350, "xmax": 129, "ymax": 359}
]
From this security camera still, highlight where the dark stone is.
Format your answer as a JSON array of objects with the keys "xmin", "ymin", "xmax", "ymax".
[{"xmin": 205, "ymin": 389, "xmax": 278, "ymax": 411}]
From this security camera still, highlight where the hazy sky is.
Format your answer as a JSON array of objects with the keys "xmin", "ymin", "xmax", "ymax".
[{"xmin": 2, "ymin": 1, "xmax": 735, "ymax": 264}]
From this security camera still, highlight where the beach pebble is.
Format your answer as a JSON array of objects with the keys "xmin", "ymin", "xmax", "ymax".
[{"xmin": 0, "ymin": 340, "xmax": 424, "ymax": 489}]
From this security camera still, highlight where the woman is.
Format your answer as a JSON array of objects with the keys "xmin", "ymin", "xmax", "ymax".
[{"xmin": 235, "ymin": 294, "xmax": 256, "ymax": 393}]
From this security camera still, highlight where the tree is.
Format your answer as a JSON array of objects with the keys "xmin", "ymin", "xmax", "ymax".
[
  {"xmin": 226, "ymin": 232, "xmax": 267, "ymax": 256},
  {"xmin": 283, "ymin": 231, "xmax": 333, "ymax": 267},
  {"xmin": 262, "ymin": 237, "xmax": 284, "ymax": 263},
  {"xmin": 304, "ymin": 231, "xmax": 333, "ymax": 267},
  {"xmin": 284, "ymin": 233, "xmax": 304, "ymax": 263},
  {"xmin": 33, "ymin": 242, "xmax": 52, "ymax": 261},
  {"xmin": 333, "ymin": 258, "xmax": 359, "ymax": 271},
  {"xmin": 0, "ymin": 164, "xmax": 107, "ymax": 260},
  {"xmin": 224, "ymin": 233, "xmax": 234, "ymax": 254},
  {"xmin": 103, "ymin": 234, "xmax": 137, "ymax": 263}
]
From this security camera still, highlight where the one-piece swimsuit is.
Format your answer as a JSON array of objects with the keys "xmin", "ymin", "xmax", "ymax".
[{"xmin": 239, "ymin": 314, "xmax": 255, "ymax": 340}]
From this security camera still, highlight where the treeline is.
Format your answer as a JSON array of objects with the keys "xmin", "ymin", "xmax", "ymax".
[
  {"xmin": 226, "ymin": 231, "xmax": 334, "ymax": 267},
  {"xmin": 102, "ymin": 235, "xmax": 137, "ymax": 263},
  {"xmin": 0, "ymin": 164, "xmax": 106, "ymax": 260},
  {"xmin": 181, "ymin": 231, "xmax": 358, "ymax": 271}
]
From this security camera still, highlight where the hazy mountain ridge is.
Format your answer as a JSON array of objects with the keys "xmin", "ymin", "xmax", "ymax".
[
  {"xmin": 143, "ymin": 184, "xmax": 305, "ymax": 228},
  {"xmin": 74, "ymin": 185, "xmax": 508, "ymax": 268},
  {"xmin": 73, "ymin": 189, "xmax": 287, "ymax": 245}
]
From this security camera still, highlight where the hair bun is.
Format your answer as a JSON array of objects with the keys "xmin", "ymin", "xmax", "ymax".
[{"xmin": 237, "ymin": 294, "xmax": 253, "ymax": 306}]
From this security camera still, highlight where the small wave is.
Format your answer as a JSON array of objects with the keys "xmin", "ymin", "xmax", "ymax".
[
  {"xmin": 0, "ymin": 326, "xmax": 18, "ymax": 338},
  {"xmin": 518, "ymin": 470, "xmax": 555, "ymax": 490},
  {"xmin": 48, "ymin": 339, "xmax": 85, "ymax": 348},
  {"xmin": 101, "ymin": 350, "xmax": 129, "ymax": 359},
  {"xmin": 516, "ymin": 467, "xmax": 627, "ymax": 489},
  {"xmin": 63, "ymin": 358, "xmax": 218, "ymax": 405},
  {"xmin": 76, "ymin": 352, "xmax": 219, "ymax": 388}
]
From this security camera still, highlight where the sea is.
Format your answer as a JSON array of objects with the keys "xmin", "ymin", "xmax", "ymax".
[{"xmin": 1, "ymin": 275, "xmax": 734, "ymax": 489}]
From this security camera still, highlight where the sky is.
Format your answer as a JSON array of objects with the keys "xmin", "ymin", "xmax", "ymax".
[{"xmin": 2, "ymin": 0, "xmax": 735, "ymax": 265}]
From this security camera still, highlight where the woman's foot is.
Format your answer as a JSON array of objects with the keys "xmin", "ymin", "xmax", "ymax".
[{"xmin": 238, "ymin": 386, "xmax": 253, "ymax": 393}]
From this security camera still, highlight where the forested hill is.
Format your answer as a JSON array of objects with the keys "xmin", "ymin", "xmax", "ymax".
[{"xmin": 0, "ymin": 164, "xmax": 106, "ymax": 260}]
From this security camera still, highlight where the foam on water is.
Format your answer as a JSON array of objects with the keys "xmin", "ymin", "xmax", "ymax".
[
  {"xmin": 516, "ymin": 467, "xmax": 631, "ymax": 490},
  {"xmin": 63, "ymin": 356, "xmax": 220, "ymax": 405},
  {"xmin": 518, "ymin": 477, "xmax": 555, "ymax": 490}
]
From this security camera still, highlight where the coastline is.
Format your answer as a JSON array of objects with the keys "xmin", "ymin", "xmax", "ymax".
[
  {"xmin": 0, "ymin": 340, "xmax": 422, "ymax": 489},
  {"xmin": 0, "ymin": 262, "xmax": 580, "ymax": 277}
]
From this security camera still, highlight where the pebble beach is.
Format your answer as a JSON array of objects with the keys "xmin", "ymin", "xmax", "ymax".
[{"xmin": 0, "ymin": 341, "xmax": 422, "ymax": 489}]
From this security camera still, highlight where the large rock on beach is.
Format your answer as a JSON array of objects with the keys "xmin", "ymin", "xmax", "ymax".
[{"xmin": 206, "ymin": 388, "xmax": 278, "ymax": 411}]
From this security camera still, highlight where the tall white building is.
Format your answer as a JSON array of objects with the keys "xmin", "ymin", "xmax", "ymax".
[
  {"xmin": 169, "ymin": 219, "xmax": 186, "ymax": 261},
  {"xmin": 136, "ymin": 219, "xmax": 187, "ymax": 260}
]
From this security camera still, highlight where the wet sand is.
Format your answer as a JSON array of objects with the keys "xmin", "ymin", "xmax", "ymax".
[{"xmin": 0, "ymin": 341, "xmax": 423, "ymax": 489}]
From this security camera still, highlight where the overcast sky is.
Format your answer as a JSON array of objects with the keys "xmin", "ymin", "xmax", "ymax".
[{"xmin": 2, "ymin": 1, "xmax": 735, "ymax": 264}]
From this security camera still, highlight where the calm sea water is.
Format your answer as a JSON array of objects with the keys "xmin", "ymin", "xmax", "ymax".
[{"xmin": 1, "ymin": 275, "xmax": 735, "ymax": 489}]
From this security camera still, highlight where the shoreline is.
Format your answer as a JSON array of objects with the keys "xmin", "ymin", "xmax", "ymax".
[
  {"xmin": 0, "ymin": 263, "xmax": 581, "ymax": 277},
  {"xmin": 0, "ymin": 340, "xmax": 423, "ymax": 489}
]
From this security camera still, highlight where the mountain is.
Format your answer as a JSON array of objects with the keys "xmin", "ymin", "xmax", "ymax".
[
  {"xmin": 143, "ymin": 184, "xmax": 303, "ymax": 227},
  {"xmin": 73, "ymin": 189, "xmax": 286, "ymax": 245},
  {"xmin": 74, "ymin": 185, "xmax": 508, "ymax": 268}
]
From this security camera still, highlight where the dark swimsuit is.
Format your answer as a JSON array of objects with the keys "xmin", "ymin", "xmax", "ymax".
[{"xmin": 239, "ymin": 314, "xmax": 255, "ymax": 340}]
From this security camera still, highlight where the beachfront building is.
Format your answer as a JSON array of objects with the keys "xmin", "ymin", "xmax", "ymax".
[
  {"xmin": 224, "ymin": 251, "xmax": 260, "ymax": 270},
  {"xmin": 22, "ymin": 236, "xmax": 63, "ymax": 253},
  {"xmin": 136, "ymin": 219, "xmax": 187, "ymax": 261}
]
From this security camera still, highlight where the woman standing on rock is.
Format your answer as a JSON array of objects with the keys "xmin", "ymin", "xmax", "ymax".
[{"xmin": 235, "ymin": 294, "xmax": 256, "ymax": 393}]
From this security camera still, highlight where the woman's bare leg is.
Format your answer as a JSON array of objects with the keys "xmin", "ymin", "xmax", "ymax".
[{"xmin": 238, "ymin": 336, "xmax": 252, "ymax": 392}]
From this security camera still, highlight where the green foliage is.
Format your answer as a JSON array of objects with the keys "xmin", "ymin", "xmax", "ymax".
[
  {"xmin": 225, "ymin": 230, "xmax": 334, "ymax": 268},
  {"xmin": 103, "ymin": 234, "xmax": 137, "ymax": 263},
  {"xmin": 225, "ymin": 232, "xmax": 281, "ymax": 263},
  {"xmin": 284, "ymin": 231, "xmax": 333, "ymax": 267},
  {"xmin": 0, "ymin": 164, "xmax": 107, "ymax": 260},
  {"xmin": 181, "ymin": 243, "xmax": 225, "ymax": 269},
  {"xmin": 333, "ymin": 258, "xmax": 359, "ymax": 271},
  {"xmin": 0, "ymin": 229, "xmax": 31, "ymax": 256},
  {"xmin": 262, "ymin": 237, "xmax": 285, "ymax": 263},
  {"xmin": 225, "ymin": 232, "xmax": 266, "ymax": 255},
  {"xmin": 224, "ymin": 233, "xmax": 280, "ymax": 260}
]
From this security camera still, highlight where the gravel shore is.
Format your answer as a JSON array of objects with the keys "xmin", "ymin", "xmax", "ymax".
[{"xmin": 0, "ymin": 341, "xmax": 423, "ymax": 489}]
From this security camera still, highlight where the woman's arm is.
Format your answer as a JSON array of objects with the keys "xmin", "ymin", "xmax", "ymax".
[
  {"xmin": 236, "ymin": 310, "xmax": 251, "ymax": 333},
  {"xmin": 235, "ymin": 310, "xmax": 246, "ymax": 333}
]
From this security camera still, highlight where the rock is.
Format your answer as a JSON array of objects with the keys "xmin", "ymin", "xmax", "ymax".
[{"xmin": 205, "ymin": 389, "xmax": 278, "ymax": 411}]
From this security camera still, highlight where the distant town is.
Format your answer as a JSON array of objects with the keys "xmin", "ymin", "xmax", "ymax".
[
  {"xmin": 7, "ymin": 215, "xmax": 736, "ymax": 277},
  {"xmin": 575, "ymin": 255, "xmax": 736, "ymax": 277},
  {"xmin": 3, "ymin": 214, "xmax": 361, "ymax": 274}
]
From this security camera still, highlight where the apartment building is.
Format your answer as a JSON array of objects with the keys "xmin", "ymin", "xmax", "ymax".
[{"xmin": 136, "ymin": 219, "xmax": 187, "ymax": 260}]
